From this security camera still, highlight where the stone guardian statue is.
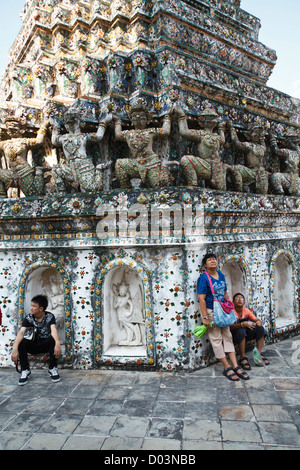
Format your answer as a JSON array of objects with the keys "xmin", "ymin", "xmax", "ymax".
[
  {"xmin": 229, "ymin": 122, "xmax": 268, "ymax": 194},
  {"xmin": 269, "ymin": 131, "xmax": 300, "ymax": 196},
  {"xmin": 114, "ymin": 100, "xmax": 172, "ymax": 189},
  {"xmin": 174, "ymin": 105, "xmax": 227, "ymax": 190},
  {"xmin": 51, "ymin": 108, "xmax": 112, "ymax": 194},
  {"xmin": 0, "ymin": 116, "xmax": 51, "ymax": 197}
]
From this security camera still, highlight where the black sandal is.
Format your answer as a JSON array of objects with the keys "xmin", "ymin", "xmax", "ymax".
[
  {"xmin": 234, "ymin": 367, "xmax": 250, "ymax": 380},
  {"xmin": 261, "ymin": 355, "xmax": 270, "ymax": 365},
  {"xmin": 223, "ymin": 367, "xmax": 240, "ymax": 381},
  {"xmin": 239, "ymin": 356, "xmax": 252, "ymax": 370}
]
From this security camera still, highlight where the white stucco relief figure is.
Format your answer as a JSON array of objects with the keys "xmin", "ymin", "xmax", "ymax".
[
  {"xmin": 41, "ymin": 268, "xmax": 65, "ymax": 344},
  {"xmin": 112, "ymin": 271, "xmax": 145, "ymax": 347}
]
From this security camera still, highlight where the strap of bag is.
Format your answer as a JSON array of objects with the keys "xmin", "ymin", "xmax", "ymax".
[
  {"xmin": 205, "ymin": 272, "xmax": 215, "ymax": 295},
  {"xmin": 15, "ymin": 359, "xmax": 21, "ymax": 373}
]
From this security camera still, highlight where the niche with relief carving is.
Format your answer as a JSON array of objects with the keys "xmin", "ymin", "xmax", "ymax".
[
  {"xmin": 273, "ymin": 254, "xmax": 295, "ymax": 327},
  {"xmin": 222, "ymin": 261, "xmax": 247, "ymax": 302},
  {"xmin": 24, "ymin": 267, "xmax": 65, "ymax": 346},
  {"xmin": 103, "ymin": 266, "xmax": 146, "ymax": 357}
]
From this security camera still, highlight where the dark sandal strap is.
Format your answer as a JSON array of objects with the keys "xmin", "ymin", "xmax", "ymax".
[
  {"xmin": 239, "ymin": 356, "xmax": 251, "ymax": 370},
  {"xmin": 261, "ymin": 355, "xmax": 270, "ymax": 365},
  {"xmin": 223, "ymin": 367, "xmax": 239, "ymax": 381},
  {"xmin": 234, "ymin": 367, "xmax": 250, "ymax": 380}
]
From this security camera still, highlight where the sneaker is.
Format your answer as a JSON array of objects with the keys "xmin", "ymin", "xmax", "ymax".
[
  {"xmin": 18, "ymin": 369, "xmax": 31, "ymax": 386},
  {"xmin": 48, "ymin": 367, "xmax": 60, "ymax": 383}
]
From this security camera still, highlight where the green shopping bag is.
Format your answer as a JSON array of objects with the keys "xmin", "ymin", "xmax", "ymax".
[{"xmin": 194, "ymin": 323, "xmax": 212, "ymax": 338}]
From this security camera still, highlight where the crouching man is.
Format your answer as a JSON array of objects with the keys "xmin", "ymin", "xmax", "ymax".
[{"xmin": 11, "ymin": 295, "xmax": 61, "ymax": 386}]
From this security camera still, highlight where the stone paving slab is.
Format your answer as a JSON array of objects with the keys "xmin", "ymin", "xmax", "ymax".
[{"xmin": 0, "ymin": 337, "xmax": 300, "ymax": 451}]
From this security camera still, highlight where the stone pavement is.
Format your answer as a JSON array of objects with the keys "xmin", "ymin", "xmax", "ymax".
[{"xmin": 0, "ymin": 337, "xmax": 300, "ymax": 451}]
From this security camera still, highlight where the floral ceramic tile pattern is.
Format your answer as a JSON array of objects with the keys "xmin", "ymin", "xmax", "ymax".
[{"xmin": 0, "ymin": 1, "xmax": 299, "ymax": 370}]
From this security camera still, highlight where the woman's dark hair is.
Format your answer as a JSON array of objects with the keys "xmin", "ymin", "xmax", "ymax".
[
  {"xmin": 233, "ymin": 293, "xmax": 245, "ymax": 301},
  {"xmin": 202, "ymin": 253, "xmax": 217, "ymax": 266},
  {"xmin": 31, "ymin": 294, "xmax": 48, "ymax": 311}
]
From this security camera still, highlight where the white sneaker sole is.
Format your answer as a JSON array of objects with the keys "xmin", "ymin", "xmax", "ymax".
[{"xmin": 50, "ymin": 377, "xmax": 61, "ymax": 383}]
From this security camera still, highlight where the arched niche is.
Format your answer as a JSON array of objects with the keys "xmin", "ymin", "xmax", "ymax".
[
  {"xmin": 103, "ymin": 266, "xmax": 145, "ymax": 356},
  {"xmin": 222, "ymin": 260, "xmax": 248, "ymax": 302},
  {"xmin": 18, "ymin": 259, "xmax": 73, "ymax": 362},
  {"xmin": 24, "ymin": 267, "xmax": 65, "ymax": 346},
  {"xmin": 273, "ymin": 253, "xmax": 296, "ymax": 327},
  {"xmin": 94, "ymin": 257, "xmax": 155, "ymax": 367}
]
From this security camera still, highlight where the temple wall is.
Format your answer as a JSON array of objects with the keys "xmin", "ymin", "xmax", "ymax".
[
  {"xmin": 0, "ymin": 189, "xmax": 299, "ymax": 371},
  {"xmin": 0, "ymin": 1, "xmax": 299, "ymax": 372}
]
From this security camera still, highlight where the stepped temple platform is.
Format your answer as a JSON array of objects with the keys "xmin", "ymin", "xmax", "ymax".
[{"xmin": 0, "ymin": 1, "xmax": 299, "ymax": 370}]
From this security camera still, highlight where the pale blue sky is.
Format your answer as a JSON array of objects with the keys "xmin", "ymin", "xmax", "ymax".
[
  {"xmin": 0, "ymin": 0, "xmax": 299, "ymax": 98},
  {"xmin": 242, "ymin": 0, "xmax": 300, "ymax": 98}
]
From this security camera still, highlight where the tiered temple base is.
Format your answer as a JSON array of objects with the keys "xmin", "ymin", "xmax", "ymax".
[{"xmin": 0, "ymin": 187, "xmax": 299, "ymax": 371}]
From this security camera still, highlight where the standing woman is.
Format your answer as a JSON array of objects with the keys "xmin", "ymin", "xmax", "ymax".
[{"xmin": 197, "ymin": 253, "xmax": 249, "ymax": 381}]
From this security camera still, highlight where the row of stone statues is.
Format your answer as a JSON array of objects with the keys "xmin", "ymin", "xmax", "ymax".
[{"xmin": 0, "ymin": 100, "xmax": 299, "ymax": 198}]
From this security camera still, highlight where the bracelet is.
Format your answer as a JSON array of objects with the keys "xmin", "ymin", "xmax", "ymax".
[{"xmin": 202, "ymin": 316, "xmax": 208, "ymax": 320}]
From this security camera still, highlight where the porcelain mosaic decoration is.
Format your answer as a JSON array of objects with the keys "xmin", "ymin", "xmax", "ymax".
[{"xmin": 0, "ymin": 0, "xmax": 299, "ymax": 371}]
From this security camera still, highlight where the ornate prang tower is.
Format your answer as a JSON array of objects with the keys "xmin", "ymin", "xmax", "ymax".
[
  {"xmin": 0, "ymin": 0, "xmax": 298, "ymax": 130},
  {"xmin": 0, "ymin": 0, "xmax": 299, "ymax": 371}
]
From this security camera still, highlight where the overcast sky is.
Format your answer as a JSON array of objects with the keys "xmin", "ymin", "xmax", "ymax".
[{"xmin": 0, "ymin": 0, "xmax": 299, "ymax": 98}]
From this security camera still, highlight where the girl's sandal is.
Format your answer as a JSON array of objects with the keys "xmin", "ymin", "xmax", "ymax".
[
  {"xmin": 261, "ymin": 355, "xmax": 270, "ymax": 365},
  {"xmin": 239, "ymin": 356, "xmax": 252, "ymax": 370}
]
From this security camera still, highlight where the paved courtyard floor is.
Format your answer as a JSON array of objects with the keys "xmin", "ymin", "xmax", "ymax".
[{"xmin": 0, "ymin": 337, "xmax": 300, "ymax": 451}]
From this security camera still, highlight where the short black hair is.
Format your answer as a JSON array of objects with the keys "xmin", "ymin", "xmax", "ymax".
[
  {"xmin": 31, "ymin": 295, "xmax": 48, "ymax": 311},
  {"xmin": 233, "ymin": 293, "xmax": 245, "ymax": 301},
  {"xmin": 202, "ymin": 253, "xmax": 217, "ymax": 266}
]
